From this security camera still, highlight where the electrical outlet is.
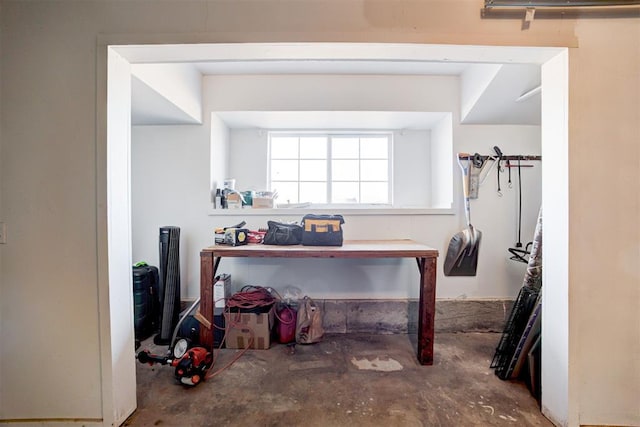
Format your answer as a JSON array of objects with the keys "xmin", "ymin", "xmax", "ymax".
[{"xmin": 0, "ymin": 222, "xmax": 6, "ymax": 244}]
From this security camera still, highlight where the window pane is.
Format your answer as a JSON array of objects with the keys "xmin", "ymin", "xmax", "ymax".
[
  {"xmin": 360, "ymin": 182, "xmax": 388, "ymax": 204},
  {"xmin": 332, "ymin": 160, "xmax": 359, "ymax": 181},
  {"xmin": 270, "ymin": 132, "xmax": 392, "ymax": 206},
  {"xmin": 271, "ymin": 160, "xmax": 298, "ymax": 181},
  {"xmin": 360, "ymin": 137, "xmax": 388, "ymax": 159},
  {"xmin": 332, "ymin": 182, "xmax": 359, "ymax": 203},
  {"xmin": 271, "ymin": 137, "xmax": 298, "ymax": 159},
  {"xmin": 300, "ymin": 182, "xmax": 327, "ymax": 203},
  {"xmin": 300, "ymin": 137, "xmax": 327, "ymax": 159},
  {"xmin": 300, "ymin": 160, "xmax": 327, "ymax": 181},
  {"xmin": 271, "ymin": 181, "xmax": 298, "ymax": 204},
  {"xmin": 360, "ymin": 159, "xmax": 388, "ymax": 181},
  {"xmin": 332, "ymin": 137, "xmax": 359, "ymax": 158}
]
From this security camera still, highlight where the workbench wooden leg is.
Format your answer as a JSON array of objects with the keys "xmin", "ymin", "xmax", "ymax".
[
  {"xmin": 417, "ymin": 257, "xmax": 437, "ymax": 365},
  {"xmin": 199, "ymin": 252, "xmax": 216, "ymax": 350}
]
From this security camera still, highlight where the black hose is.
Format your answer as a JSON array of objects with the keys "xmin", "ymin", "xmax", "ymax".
[{"xmin": 516, "ymin": 158, "xmax": 522, "ymax": 248}]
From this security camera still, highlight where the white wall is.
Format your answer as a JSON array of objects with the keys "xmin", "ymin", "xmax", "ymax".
[
  {"xmin": 430, "ymin": 114, "xmax": 454, "ymax": 209},
  {"xmin": 460, "ymin": 64, "xmax": 501, "ymax": 121},
  {"xmin": 392, "ymin": 130, "xmax": 431, "ymax": 208},
  {"xmin": 1, "ymin": 2, "xmax": 638, "ymax": 427},
  {"xmin": 133, "ymin": 72, "xmax": 541, "ymax": 301},
  {"xmin": 0, "ymin": 6, "xmax": 4, "ymax": 408},
  {"xmin": 570, "ymin": 17, "xmax": 640, "ymax": 427},
  {"xmin": 226, "ymin": 128, "xmax": 432, "ymax": 208},
  {"xmin": 132, "ymin": 118, "xmax": 541, "ymax": 300},
  {"xmin": 204, "ymin": 74, "xmax": 461, "ymax": 210},
  {"xmin": 205, "ymin": 74, "xmax": 458, "ymax": 117},
  {"xmin": 131, "ymin": 124, "xmax": 213, "ymax": 299},
  {"xmin": 227, "ymin": 128, "xmax": 268, "ymax": 192},
  {"xmin": 104, "ymin": 47, "xmax": 137, "ymax": 425},
  {"xmin": 540, "ymin": 50, "xmax": 570, "ymax": 427},
  {"xmin": 131, "ymin": 63, "xmax": 202, "ymax": 124},
  {"xmin": 1, "ymin": 4, "xmax": 104, "ymax": 422},
  {"xmin": 210, "ymin": 112, "xmax": 230, "ymax": 194}
]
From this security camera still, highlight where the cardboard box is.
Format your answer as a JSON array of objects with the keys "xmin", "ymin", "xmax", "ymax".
[
  {"xmin": 226, "ymin": 192, "xmax": 243, "ymax": 209},
  {"xmin": 251, "ymin": 196, "xmax": 274, "ymax": 209},
  {"xmin": 225, "ymin": 306, "xmax": 275, "ymax": 349},
  {"xmin": 213, "ymin": 274, "xmax": 232, "ymax": 309}
]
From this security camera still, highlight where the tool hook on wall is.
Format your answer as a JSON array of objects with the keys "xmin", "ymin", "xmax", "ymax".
[
  {"xmin": 458, "ymin": 152, "xmax": 541, "ymax": 200},
  {"xmin": 458, "ymin": 151, "xmax": 542, "ymax": 263}
]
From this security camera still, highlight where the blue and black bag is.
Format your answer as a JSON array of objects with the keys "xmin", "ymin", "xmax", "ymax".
[{"xmin": 300, "ymin": 214, "xmax": 344, "ymax": 246}]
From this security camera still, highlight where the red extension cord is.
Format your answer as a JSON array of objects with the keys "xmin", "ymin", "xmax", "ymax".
[{"xmin": 205, "ymin": 286, "xmax": 289, "ymax": 380}]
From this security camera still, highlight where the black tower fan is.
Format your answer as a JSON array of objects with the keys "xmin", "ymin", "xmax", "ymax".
[{"xmin": 154, "ymin": 226, "xmax": 181, "ymax": 345}]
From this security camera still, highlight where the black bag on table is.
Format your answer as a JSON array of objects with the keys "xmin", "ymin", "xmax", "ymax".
[
  {"xmin": 301, "ymin": 214, "xmax": 344, "ymax": 246},
  {"xmin": 263, "ymin": 221, "xmax": 303, "ymax": 245}
]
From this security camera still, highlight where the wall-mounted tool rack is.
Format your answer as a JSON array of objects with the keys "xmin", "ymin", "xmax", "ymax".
[
  {"xmin": 458, "ymin": 154, "xmax": 542, "ymax": 162},
  {"xmin": 457, "ymin": 153, "xmax": 542, "ymax": 199}
]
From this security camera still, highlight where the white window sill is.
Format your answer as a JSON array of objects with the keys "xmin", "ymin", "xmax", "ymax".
[{"xmin": 207, "ymin": 206, "xmax": 454, "ymax": 216}]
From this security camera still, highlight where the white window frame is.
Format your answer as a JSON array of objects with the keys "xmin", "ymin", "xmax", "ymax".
[{"xmin": 268, "ymin": 131, "xmax": 393, "ymax": 207}]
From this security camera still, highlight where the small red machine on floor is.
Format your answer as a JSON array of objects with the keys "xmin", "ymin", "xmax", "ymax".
[{"xmin": 137, "ymin": 341, "xmax": 213, "ymax": 386}]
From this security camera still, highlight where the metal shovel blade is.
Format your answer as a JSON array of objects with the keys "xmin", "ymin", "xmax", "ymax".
[
  {"xmin": 444, "ymin": 154, "xmax": 483, "ymax": 276},
  {"xmin": 444, "ymin": 227, "xmax": 482, "ymax": 276}
]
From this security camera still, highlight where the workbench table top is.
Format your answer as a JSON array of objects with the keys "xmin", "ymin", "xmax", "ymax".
[{"xmin": 201, "ymin": 239, "xmax": 439, "ymax": 259}]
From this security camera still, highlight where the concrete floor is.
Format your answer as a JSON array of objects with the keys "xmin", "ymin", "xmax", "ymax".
[{"xmin": 126, "ymin": 333, "xmax": 551, "ymax": 427}]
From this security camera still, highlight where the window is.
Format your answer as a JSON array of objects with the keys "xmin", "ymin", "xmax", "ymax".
[{"xmin": 269, "ymin": 132, "xmax": 392, "ymax": 206}]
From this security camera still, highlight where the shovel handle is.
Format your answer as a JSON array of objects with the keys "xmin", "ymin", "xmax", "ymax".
[{"xmin": 457, "ymin": 155, "xmax": 472, "ymax": 229}]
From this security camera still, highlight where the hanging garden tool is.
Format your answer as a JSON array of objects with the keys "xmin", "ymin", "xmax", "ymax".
[
  {"xmin": 508, "ymin": 158, "xmax": 532, "ymax": 263},
  {"xmin": 494, "ymin": 146, "xmax": 504, "ymax": 197},
  {"xmin": 469, "ymin": 152, "xmax": 501, "ymax": 199},
  {"xmin": 444, "ymin": 154, "xmax": 482, "ymax": 276},
  {"xmin": 468, "ymin": 153, "xmax": 485, "ymax": 199}
]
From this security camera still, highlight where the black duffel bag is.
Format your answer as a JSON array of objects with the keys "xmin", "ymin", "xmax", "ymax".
[{"xmin": 263, "ymin": 221, "xmax": 303, "ymax": 245}]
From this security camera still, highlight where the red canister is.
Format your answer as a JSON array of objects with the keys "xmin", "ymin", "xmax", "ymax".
[{"xmin": 277, "ymin": 305, "xmax": 297, "ymax": 344}]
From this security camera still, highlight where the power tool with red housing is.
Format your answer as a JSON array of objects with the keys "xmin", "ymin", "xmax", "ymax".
[{"xmin": 137, "ymin": 342, "xmax": 212, "ymax": 386}]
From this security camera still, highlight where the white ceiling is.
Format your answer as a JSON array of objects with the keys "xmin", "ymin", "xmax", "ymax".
[
  {"xmin": 193, "ymin": 60, "xmax": 469, "ymax": 76},
  {"xmin": 128, "ymin": 44, "xmax": 543, "ymax": 127}
]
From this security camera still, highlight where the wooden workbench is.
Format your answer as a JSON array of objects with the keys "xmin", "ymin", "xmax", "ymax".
[{"xmin": 199, "ymin": 239, "xmax": 439, "ymax": 365}]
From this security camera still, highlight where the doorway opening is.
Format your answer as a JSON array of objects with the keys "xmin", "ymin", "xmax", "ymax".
[{"xmin": 101, "ymin": 42, "xmax": 568, "ymax": 426}]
